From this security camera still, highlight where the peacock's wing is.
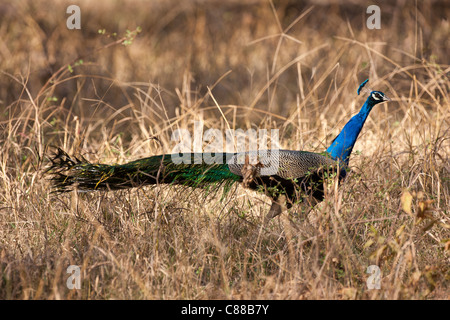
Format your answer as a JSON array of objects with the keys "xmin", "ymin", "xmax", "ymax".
[{"xmin": 227, "ymin": 149, "xmax": 344, "ymax": 180}]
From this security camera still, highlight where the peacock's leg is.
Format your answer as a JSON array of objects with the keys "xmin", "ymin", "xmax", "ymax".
[
  {"xmin": 265, "ymin": 195, "xmax": 287, "ymax": 221},
  {"xmin": 266, "ymin": 201, "xmax": 282, "ymax": 221}
]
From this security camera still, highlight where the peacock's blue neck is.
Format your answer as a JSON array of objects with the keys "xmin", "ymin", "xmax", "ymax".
[{"xmin": 326, "ymin": 98, "xmax": 375, "ymax": 164}]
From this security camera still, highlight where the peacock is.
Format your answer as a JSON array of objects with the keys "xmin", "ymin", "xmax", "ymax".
[{"xmin": 47, "ymin": 79, "xmax": 389, "ymax": 220}]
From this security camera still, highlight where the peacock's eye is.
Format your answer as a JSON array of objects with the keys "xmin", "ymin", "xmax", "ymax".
[{"xmin": 372, "ymin": 92, "xmax": 382, "ymax": 100}]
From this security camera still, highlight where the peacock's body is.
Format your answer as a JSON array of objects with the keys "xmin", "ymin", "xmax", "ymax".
[{"xmin": 48, "ymin": 80, "xmax": 389, "ymax": 219}]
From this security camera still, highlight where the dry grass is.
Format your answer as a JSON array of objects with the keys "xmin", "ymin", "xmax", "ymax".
[{"xmin": 0, "ymin": 0, "xmax": 449, "ymax": 299}]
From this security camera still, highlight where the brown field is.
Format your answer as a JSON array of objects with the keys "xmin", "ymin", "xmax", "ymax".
[{"xmin": 0, "ymin": 0, "xmax": 449, "ymax": 300}]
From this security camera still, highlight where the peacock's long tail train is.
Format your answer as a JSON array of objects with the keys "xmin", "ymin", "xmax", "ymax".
[{"xmin": 48, "ymin": 148, "xmax": 241, "ymax": 193}]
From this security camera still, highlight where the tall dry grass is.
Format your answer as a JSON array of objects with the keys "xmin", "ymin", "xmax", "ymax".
[{"xmin": 0, "ymin": 0, "xmax": 448, "ymax": 299}]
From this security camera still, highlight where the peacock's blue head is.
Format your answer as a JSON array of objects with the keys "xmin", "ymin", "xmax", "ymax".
[
  {"xmin": 357, "ymin": 79, "xmax": 390, "ymax": 107},
  {"xmin": 367, "ymin": 90, "xmax": 390, "ymax": 105}
]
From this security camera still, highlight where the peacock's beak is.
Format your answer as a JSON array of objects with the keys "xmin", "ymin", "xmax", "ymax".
[{"xmin": 383, "ymin": 95, "xmax": 391, "ymax": 101}]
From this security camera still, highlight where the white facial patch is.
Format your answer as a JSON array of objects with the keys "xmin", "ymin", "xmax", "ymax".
[{"xmin": 372, "ymin": 93, "xmax": 381, "ymax": 100}]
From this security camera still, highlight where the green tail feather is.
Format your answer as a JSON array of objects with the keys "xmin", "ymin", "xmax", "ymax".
[{"xmin": 47, "ymin": 148, "xmax": 241, "ymax": 195}]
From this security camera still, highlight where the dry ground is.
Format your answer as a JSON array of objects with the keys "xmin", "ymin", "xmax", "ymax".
[{"xmin": 0, "ymin": 0, "xmax": 449, "ymax": 299}]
